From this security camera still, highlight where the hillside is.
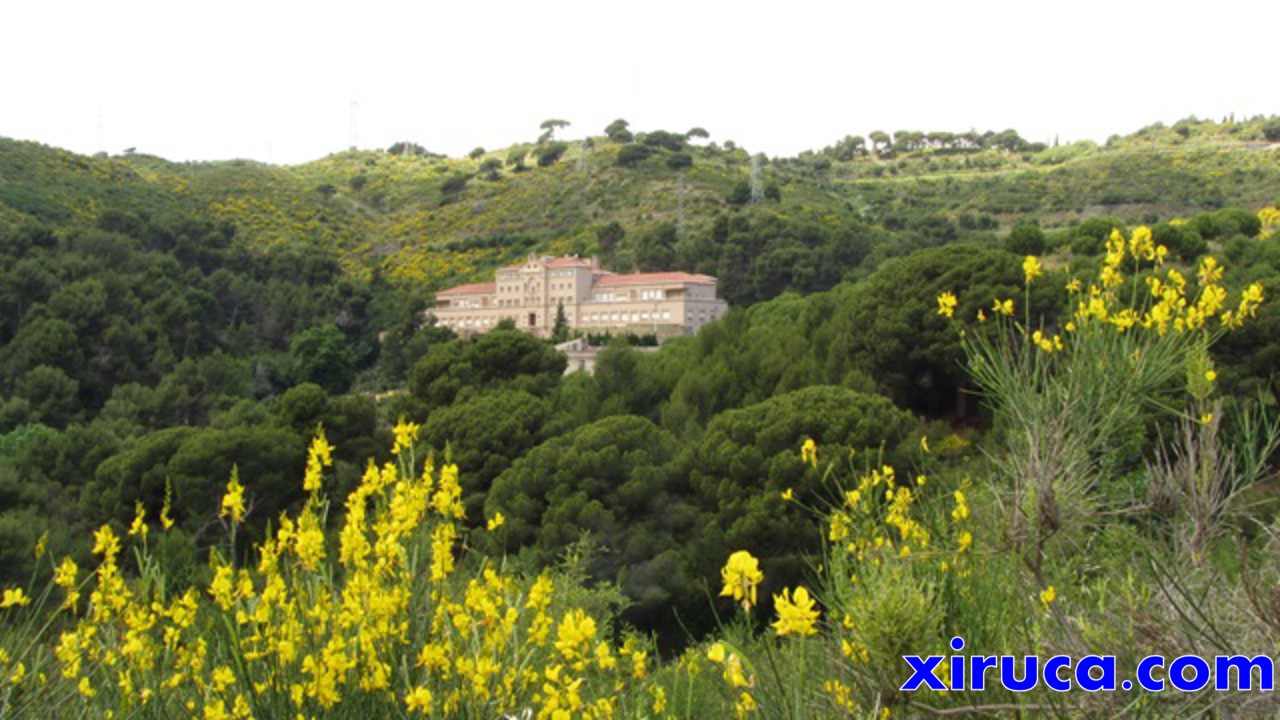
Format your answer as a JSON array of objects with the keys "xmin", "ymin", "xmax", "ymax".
[
  {"xmin": 5, "ymin": 115, "xmax": 1280, "ymax": 717},
  {"xmin": 3, "ymin": 115, "xmax": 1279, "ymax": 295}
]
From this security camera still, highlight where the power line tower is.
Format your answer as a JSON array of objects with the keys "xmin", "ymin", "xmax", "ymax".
[
  {"xmin": 96, "ymin": 104, "xmax": 105, "ymax": 153},
  {"xmin": 749, "ymin": 153, "xmax": 765, "ymax": 204},
  {"xmin": 676, "ymin": 174, "xmax": 687, "ymax": 241},
  {"xmin": 349, "ymin": 98, "xmax": 359, "ymax": 150}
]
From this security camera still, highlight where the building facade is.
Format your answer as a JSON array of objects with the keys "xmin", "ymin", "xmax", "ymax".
[{"xmin": 430, "ymin": 255, "xmax": 729, "ymax": 337}]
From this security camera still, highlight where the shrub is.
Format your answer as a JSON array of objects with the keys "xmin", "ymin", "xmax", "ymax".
[{"xmin": 615, "ymin": 144, "xmax": 652, "ymax": 168}]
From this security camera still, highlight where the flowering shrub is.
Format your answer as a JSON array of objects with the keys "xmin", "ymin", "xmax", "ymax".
[
  {"xmin": 0, "ymin": 231, "xmax": 1273, "ymax": 719},
  {"xmin": 0, "ymin": 424, "xmax": 659, "ymax": 719}
]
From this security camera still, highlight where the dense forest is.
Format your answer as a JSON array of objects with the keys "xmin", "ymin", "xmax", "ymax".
[{"xmin": 2, "ymin": 117, "xmax": 1280, "ymax": 717}]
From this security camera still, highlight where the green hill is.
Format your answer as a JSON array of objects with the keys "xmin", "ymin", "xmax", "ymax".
[{"xmin": 3, "ymin": 115, "xmax": 1279, "ymax": 295}]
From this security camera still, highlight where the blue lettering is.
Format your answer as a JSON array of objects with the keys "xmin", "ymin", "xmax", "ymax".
[
  {"xmin": 1137, "ymin": 656, "xmax": 1165, "ymax": 691},
  {"xmin": 969, "ymin": 656, "xmax": 998, "ymax": 691},
  {"xmin": 1000, "ymin": 656, "xmax": 1038, "ymax": 692},
  {"xmin": 1044, "ymin": 655, "xmax": 1072, "ymax": 692},
  {"xmin": 967, "ymin": 653, "xmax": 998, "ymax": 686},
  {"xmin": 1215, "ymin": 655, "xmax": 1274, "ymax": 691},
  {"xmin": 1076, "ymin": 655, "xmax": 1116, "ymax": 692},
  {"xmin": 1169, "ymin": 656, "xmax": 1210, "ymax": 692},
  {"xmin": 901, "ymin": 655, "xmax": 946, "ymax": 691},
  {"xmin": 951, "ymin": 654, "xmax": 966, "ymax": 690}
]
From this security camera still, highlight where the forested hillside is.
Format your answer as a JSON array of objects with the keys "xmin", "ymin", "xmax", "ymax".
[
  {"xmin": 4, "ymin": 115, "xmax": 1279, "ymax": 297},
  {"xmin": 2, "ymin": 116, "xmax": 1280, "ymax": 717}
]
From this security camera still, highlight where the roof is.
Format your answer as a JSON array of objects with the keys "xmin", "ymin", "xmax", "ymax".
[
  {"xmin": 546, "ymin": 257, "xmax": 596, "ymax": 268},
  {"xmin": 594, "ymin": 272, "xmax": 717, "ymax": 287},
  {"xmin": 498, "ymin": 256, "xmax": 598, "ymax": 272},
  {"xmin": 436, "ymin": 282, "xmax": 495, "ymax": 296}
]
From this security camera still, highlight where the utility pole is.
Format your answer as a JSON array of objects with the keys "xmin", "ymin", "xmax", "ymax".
[
  {"xmin": 349, "ymin": 98, "xmax": 359, "ymax": 150},
  {"xmin": 749, "ymin": 154, "xmax": 764, "ymax": 204}
]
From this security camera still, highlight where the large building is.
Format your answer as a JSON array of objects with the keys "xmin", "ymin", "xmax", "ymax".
[{"xmin": 430, "ymin": 255, "xmax": 729, "ymax": 337}]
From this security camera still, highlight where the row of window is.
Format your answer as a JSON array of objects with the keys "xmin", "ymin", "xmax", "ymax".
[
  {"xmin": 442, "ymin": 307, "xmax": 720, "ymax": 330},
  {"xmin": 582, "ymin": 310, "xmax": 673, "ymax": 324},
  {"xmin": 446, "ymin": 317, "xmax": 501, "ymax": 328}
]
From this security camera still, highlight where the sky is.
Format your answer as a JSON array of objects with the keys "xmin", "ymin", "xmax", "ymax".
[{"xmin": 3, "ymin": 0, "xmax": 1277, "ymax": 166}]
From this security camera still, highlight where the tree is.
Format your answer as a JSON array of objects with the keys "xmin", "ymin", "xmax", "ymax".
[
  {"xmin": 479, "ymin": 158, "xmax": 503, "ymax": 180},
  {"xmin": 1151, "ymin": 222, "xmax": 1207, "ymax": 260},
  {"xmin": 468, "ymin": 147, "xmax": 485, "ymax": 160},
  {"xmin": 615, "ymin": 144, "xmax": 652, "ymax": 167},
  {"xmin": 506, "ymin": 147, "xmax": 528, "ymax": 171},
  {"xmin": 726, "ymin": 181, "xmax": 751, "ymax": 206},
  {"xmin": 686, "ymin": 127, "xmax": 710, "ymax": 141},
  {"xmin": 387, "ymin": 141, "xmax": 430, "ymax": 157},
  {"xmin": 641, "ymin": 130, "xmax": 685, "ymax": 152},
  {"xmin": 423, "ymin": 388, "xmax": 559, "ymax": 520},
  {"xmin": 1006, "ymin": 222, "xmax": 1046, "ymax": 255},
  {"xmin": 604, "ymin": 119, "xmax": 633, "ymax": 143},
  {"xmin": 820, "ymin": 243, "xmax": 1062, "ymax": 415},
  {"xmin": 869, "ymin": 131, "xmax": 891, "ymax": 155},
  {"xmin": 665, "ymin": 153, "xmax": 693, "ymax": 170},
  {"xmin": 484, "ymin": 415, "xmax": 687, "ymax": 628},
  {"xmin": 538, "ymin": 119, "xmax": 570, "ymax": 143},
  {"xmin": 552, "ymin": 302, "xmax": 570, "ymax": 343},
  {"xmin": 1263, "ymin": 118, "xmax": 1280, "ymax": 141},
  {"xmin": 15, "ymin": 365, "xmax": 79, "ymax": 427},
  {"xmin": 595, "ymin": 221, "xmax": 626, "ymax": 255},
  {"xmin": 290, "ymin": 324, "xmax": 356, "ymax": 394},
  {"xmin": 440, "ymin": 173, "xmax": 470, "ymax": 198},
  {"xmin": 633, "ymin": 224, "xmax": 677, "ymax": 272},
  {"xmin": 536, "ymin": 142, "xmax": 569, "ymax": 167},
  {"xmin": 409, "ymin": 329, "xmax": 566, "ymax": 409},
  {"xmin": 685, "ymin": 386, "xmax": 918, "ymax": 600}
]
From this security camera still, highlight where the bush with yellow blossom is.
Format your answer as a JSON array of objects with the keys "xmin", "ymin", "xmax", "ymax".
[{"xmin": 0, "ymin": 422, "xmax": 661, "ymax": 719}]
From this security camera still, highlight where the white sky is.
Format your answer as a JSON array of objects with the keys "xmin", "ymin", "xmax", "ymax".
[{"xmin": 3, "ymin": 0, "xmax": 1276, "ymax": 165}]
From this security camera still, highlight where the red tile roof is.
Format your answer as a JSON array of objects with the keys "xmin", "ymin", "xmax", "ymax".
[
  {"xmin": 545, "ymin": 257, "xmax": 595, "ymax": 268},
  {"xmin": 594, "ymin": 272, "xmax": 717, "ymax": 287},
  {"xmin": 498, "ymin": 256, "xmax": 596, "ymax": 272},
  {"xmin": 436, "ymin": 282, "xmax": 495, "ymax": 296}
]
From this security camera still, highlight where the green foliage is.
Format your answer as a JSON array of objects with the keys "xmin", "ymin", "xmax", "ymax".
[
  {"xmin": 536, "ymin": 142, "xmax": 569, "ymax": 168},
  {"xmin": 485, "ymin": 415, "xmax": 687, "ymax": 626},
  {"xmin": 641, "ymin": 130, "xmax": 686, "ymax": 152},
  {"xmin": 819, "ymin": 244, "xmax": 1064, "ymax": 414},
  {"xmin": 1190, "ymin": 207, "xmax": 1261, "ymax": 240},
  {"xmin": 14, "ymin": 365, "xmax": 79, "ymax": 428},
  {"xmin": 1005, "ymin": 222, "xmax": 1046, "ymax": 255},
  {"xmin": 4, "ymin": 120, "xmax": 1280, "ymax": 661},
  {"xmin": 665, "ymin": 152, "xmax": 693, "ymax": 170},
  {"xmin": 290, "ymin": 324, "xmax": 356, "ymax": 394},
  {"xmin": 1151, "ymin": 221, "xmax": 1206, "ymax": 260},
  {"xmin": 604, "ymin": 119, "xmax": 633, "ymax": 143},
  {"xmin": 685, "ymin": 386, "xmax": 916, "ymax": 594},
  {"xmin": 615, "ymin": 144, "xmax": 652, "ymax": 167},
  {"xmin": 408, "ymin": 329, "xmax": 567, "ymax": 409},
  {"xmin": 424, "ymin": 388, "xmax": 560, "ymax": 521},
  {"xmin": 439, "ymin": 172, "xmax": 470, "ymax": 198}
]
